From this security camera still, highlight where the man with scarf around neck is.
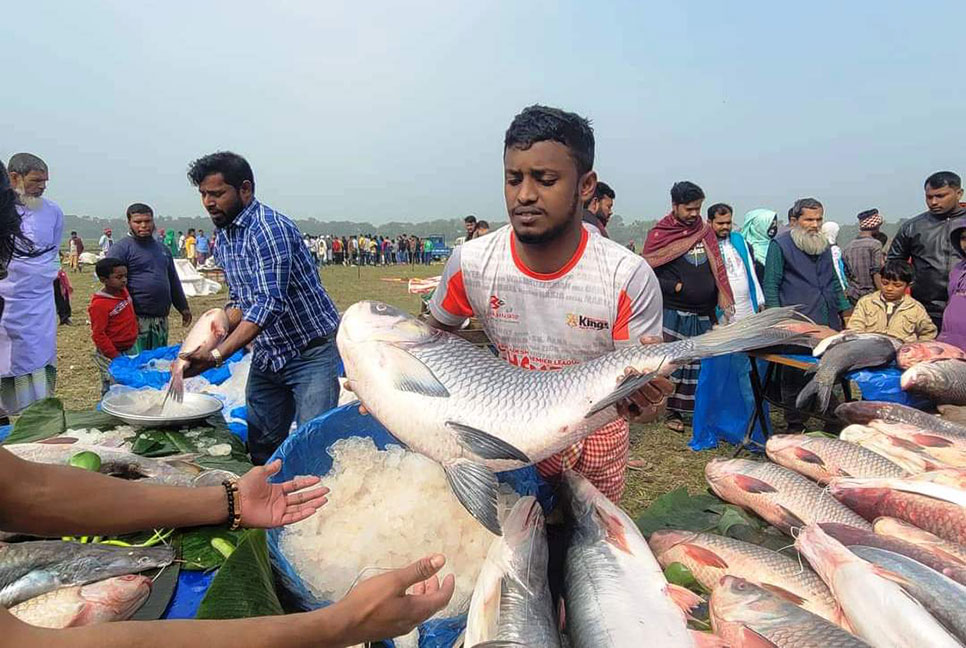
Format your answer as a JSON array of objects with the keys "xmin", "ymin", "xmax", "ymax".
[
  {"xmin": 643, "ymin": 181, "xmax": 735, "ymax": 432},
  {"xmin": 0, "ymin": 153, "xmax": 62, "ymax": 420},
  {"xmin": 888, "ymin": 171, "xmax": 966, "ymax": 329},
  {"xmin": 763, "ymin": 197, "xmax": 851, "ymax": 430}
]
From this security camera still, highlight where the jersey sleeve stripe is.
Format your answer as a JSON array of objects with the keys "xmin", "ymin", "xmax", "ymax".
[
  {"xmin": 612, "ymin": 288, "xmax": 632, "ymax": 341},
  {"xmin": 439, "ymin": 269, "xmax": 474, "ymax": 319}
]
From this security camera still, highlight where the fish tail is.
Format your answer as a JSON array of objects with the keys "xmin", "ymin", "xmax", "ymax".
[
  {"xmin": 677, "ymin": 307, "xmax": 806, "ymax": 361},
  {"xmin": 167, "ymin": 370, "xmax": 185, "ymax": 404},
  {"xmin": 796, "ymin": 376, "xmax": 833, "ymax": 413}
]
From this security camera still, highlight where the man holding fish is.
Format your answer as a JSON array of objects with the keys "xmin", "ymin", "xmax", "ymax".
[
  {"xmin": 178, "ymin": 152, "xmax": 342, "ymax": 465},
  {"xmin": 0, "ymin": 159, "xmax": 455, "ymax": 647},
  {"xmin": 427, "ymin": 105, "xmax": 672, "ymax": 502}
]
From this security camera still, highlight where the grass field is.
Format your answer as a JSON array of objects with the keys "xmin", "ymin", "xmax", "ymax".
[{"xmin": 55, "ymin": 261, "xmax": 730, "ymax": 518}]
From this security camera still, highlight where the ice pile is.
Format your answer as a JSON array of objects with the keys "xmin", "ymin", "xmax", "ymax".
[
  {"xmin": 61, "ymin": 426, "xmax": 137, "ymax": 448},
  {"xmin": 279, "ymin": 437, "xmax": 520, "ymax": 622}
]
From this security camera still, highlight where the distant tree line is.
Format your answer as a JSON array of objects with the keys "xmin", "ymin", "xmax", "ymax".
[{"xmin": 63, "ymin": 212, "xmax": 902, "ymax": 249}]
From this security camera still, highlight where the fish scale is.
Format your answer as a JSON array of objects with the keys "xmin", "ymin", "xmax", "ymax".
[
  {"xmin": 710, "ymin": 576, "xmax": 871, "ymax": 648},
  {"xmin": 340, "ymin": 300, "xmax": 806, "ymax": 533},
  {"xmin": 0, "ymin": 541, "xmax": 174, "ymax": 608},
  {"xmin": 766, "ymin": 435, "xmax": 908, "ymax": 483},
  {"xmin": 648, "ymin": 530, "xmax": 842, "ymax": 625},
  {"xmin": 705, "ymin": 459, "xmax": 872, "ymax": 534},
  {"xmin": 830, "ymin": 482, "xmax": 966, "ymax": 545}
]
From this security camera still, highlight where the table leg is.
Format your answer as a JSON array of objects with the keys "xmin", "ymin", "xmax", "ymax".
[{"xmin": 734, "ymin": 357, "xmax": 772, "ymax": 457}]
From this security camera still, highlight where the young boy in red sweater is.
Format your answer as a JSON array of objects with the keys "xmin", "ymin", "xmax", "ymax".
[{"xmin": 89, "ymin": 258, "xmax": 138, "ymax": 394}]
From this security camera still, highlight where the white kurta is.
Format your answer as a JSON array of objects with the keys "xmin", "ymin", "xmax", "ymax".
[
  {"xmin": 0, "ymin": 198, "xmax": 63, "ymax": 376},
  {"xmin": 719, "ymin": 237, "xmax": 763, "ymax": 322}
]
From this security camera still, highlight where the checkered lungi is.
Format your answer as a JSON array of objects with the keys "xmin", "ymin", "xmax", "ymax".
[
  {"xmin": 662, "ymin": 309, "xmax": 713, "ymax": 414},
  {"xmin": 536, "ymin": 418, "xmax": 630, "ymax": 502}
]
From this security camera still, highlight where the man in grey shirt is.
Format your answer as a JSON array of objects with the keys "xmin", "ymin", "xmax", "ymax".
[{"xmin": 842, "ymin": 208, "xmax": 885, "ymax": 304}]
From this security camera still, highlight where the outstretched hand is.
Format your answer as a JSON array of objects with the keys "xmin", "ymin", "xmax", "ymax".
[
  {"xmin": 615, "ymin": 334, "xmax": 675, "ymax": 424},
  {"xmin": 334, "ymin": 554, "xmax": 455, "ymax": 644},
  {"xmin": 236, "ymin": 459, "xmax": 329, "ymax": 528}
]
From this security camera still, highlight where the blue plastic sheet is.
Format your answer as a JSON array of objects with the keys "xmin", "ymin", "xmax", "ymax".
[
  {"xmin": 0, "ymin": 424, "xmax": 10, "ymax": 443},
  {"xmin": 163, "ymin": 570, "xmax": 217, "ymax": 619},
  {"xmin": 266, "ymin": 404, "xmax": 549, "ymax": 648},
  {"xmin": 691, "ymin": 354, "xmax": 769, "ymax": 451},
  {"xmin": 109, "ymin": 345, "xmax": 244, "ymax": 389},
  {"xmin": 783, "ymin": 355, "xmax": 929, "ymax": 407}
]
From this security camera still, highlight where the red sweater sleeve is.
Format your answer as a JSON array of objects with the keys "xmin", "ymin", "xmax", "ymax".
[{"xmin": 88, "ymin": 299, "xmax": 119, "ymax": 358}]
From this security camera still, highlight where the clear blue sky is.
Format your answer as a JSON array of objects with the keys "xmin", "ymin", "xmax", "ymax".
[{"xmin": 3, "ymin": 1, "xmax": 964, "ymax": 225}]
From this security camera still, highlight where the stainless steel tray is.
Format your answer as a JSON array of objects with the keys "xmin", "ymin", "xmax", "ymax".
[{"xmin": 101, "ymin": 391, "xmax": 224, "ymax": 427}]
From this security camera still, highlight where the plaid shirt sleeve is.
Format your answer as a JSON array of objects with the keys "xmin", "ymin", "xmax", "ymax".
[{"xmin": 242, "ymin": 216, "xmax": 293, "ymax": 329}]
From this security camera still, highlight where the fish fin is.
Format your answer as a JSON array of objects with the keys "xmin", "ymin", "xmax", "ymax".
[
  {"xmin": 888, "ymin": 435, "xmax": 923, "ymax": 451},
  {"xmin": 38, "ymin": 437, "xmax": 78, "ymax": 445},
  {"xmin": 792, "ymin": 447, "xmax": 826, "ymax": 466},
  {"xmin": 870, "ymin": 564, "xmax": 913, "ymax": 588},
  {"xmin": 775, "ymin": 505, "xmax": 806, "ymax": 531},
  {"xmin": 731, "ymin": 628, "xmax": 779, "ymax": 648},
  {"xmin": 380, "ymin": 345, "xmax": 450, "ymax": 397},
  {"xmin": 466, "ymin": 558, "xmax": 503, "ymax": 644},
  {"xmin": 733, "ymin": 474, "xmax": 779, "ymax": 494},
  {"xmin": 758, "ymin": 582, "xmax": 807, "ymax": 606},
  {"xmin": 681, "ymin": 543, "xmax": 729, "ymax": 569},
  {"xmin": 584, "ymin": 370, "xmax": 660, "ymax": 418},
  {"xmin": 794, "ymin": 378, "xmax": 820, "ymax": 410},
  {"xmin": 911, "ymin": 433, "xmax": 954, "ymax": 448},
  {"xmin": 442, "ymin": 459, "xmax": 502, "ymax": 535},
  {"xmin": 666, "ymin": 583, "xmax": 704, "ymax": 613},
  {"xmin": 445, "ymin": 421, "xmax": 530, "ymax": 463},
  {"xmin": 177, "ymin": 343, "xmax": 202, "ymax": 360}
]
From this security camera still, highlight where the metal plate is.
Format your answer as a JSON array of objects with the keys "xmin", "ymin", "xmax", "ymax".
[{"xmin": 102, "ymin": 391, "xmax": 224, "ymax": 427}]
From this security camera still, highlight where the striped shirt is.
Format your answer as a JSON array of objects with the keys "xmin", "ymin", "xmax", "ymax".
[{"xmin": 214, "ymin": 199, "xmax": 339, "ymax": 372}]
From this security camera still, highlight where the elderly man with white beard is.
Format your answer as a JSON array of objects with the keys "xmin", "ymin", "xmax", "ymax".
[
  {"xmin": 0, "ymin": 153, "xmax": 62, "ymax": 422},
  {"xmin": 762, "ymin": 197, "xmax": 851, "ymax": 430}
]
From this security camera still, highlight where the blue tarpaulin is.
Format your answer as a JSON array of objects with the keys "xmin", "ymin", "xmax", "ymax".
[
  {"xmin": 691, "ymin": 354, "xmax": 769, "ymax": 451},
  {"xmin": 109, "ymin": 345, "xmax": 244, "ymax": 389},
  {"xmin": 783, "ymin": 355, "xmax": 931, "ymax": 408},
  {"xmin": 265, "ymin": 404, "xmax": 549, "ymax": 648},
  {"xmin": 163, "ymin": 570, "xmax": 217, "ymax": 619}
]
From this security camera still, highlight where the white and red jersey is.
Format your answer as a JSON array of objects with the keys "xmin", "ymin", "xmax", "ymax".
[
  {"xmin": 430, "ymin": 224, "xmax": 662, "ymax": 367},
  {"xmin": 429, "ymin": 224, "xmax": 663, "ymax": 500}
]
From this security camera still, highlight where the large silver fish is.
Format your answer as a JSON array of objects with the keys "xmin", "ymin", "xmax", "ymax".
[
  {"xmin": 166, "ymin": 307, "xmax": 229, "ymax": 404},
  {"xmin": 901, "ymin": 359, "xmax": 966, "ymax": 406},
  {"xmin": 338, "ymin": 300, "xmax": 804, "ymax": 533},
  {"xmin": 561, "ymin": 472, "xmax": 717, "ymax": 648},
  {"xmin": 464, "ymin": 497, "xmax": 560, "ymax": 647},
  {"xmin": 836, "ymin": 401, "xmax": 966, "ymax": 443},
  {"xmin": 850, "ymin": 546, "xmax": 966, "ymax": 643},
  {"xmin": 796, "ymin": 524, "xmax": 963, "ymax": 648},
  {"xmin": 0, "ymin": 541, "xmax": 174, "ymax": 607},
  {"xmin": 710, "ymin": 576, "xmax": 871, "ymax": 648},
  {"xmin": 797, "ymin": 333, "xmax": 901, "ymax": 413},
  {"xmin": 10, "ymin": 574, "xmax": 151, "ymax": 628},
  {"xmin": 5, "ymin": 440, "xmax": 235, "ymax": 487}
]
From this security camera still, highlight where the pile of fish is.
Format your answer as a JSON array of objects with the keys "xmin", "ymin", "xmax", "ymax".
[
  {"xmin": 898, "ymin": 340, "xmax": 966, "ymax": 407},
  {"xmin": 665, "ymin": 400, "xmax": 966, "ymax": 647},
  {"xmin": 0, "ymin": 540, "xmax": 173, "ymax": 627}
]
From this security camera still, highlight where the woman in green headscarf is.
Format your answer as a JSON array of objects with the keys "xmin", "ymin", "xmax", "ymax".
[
  {"xmin": 740, "ymin": 208, "xmax": 778, "ymax": 282},
  {"xmin": 164, "ymin": 228, "xmax": 177, "ymax": 257}
]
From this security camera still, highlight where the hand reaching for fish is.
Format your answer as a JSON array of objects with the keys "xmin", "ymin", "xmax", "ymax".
[
  {"xmin": 236, "ymin": 459, "xmax": 330, "ymax": 528},
  {"xmin": 334, "ymin": 554, "xmax": 455, "ymax": 645}
]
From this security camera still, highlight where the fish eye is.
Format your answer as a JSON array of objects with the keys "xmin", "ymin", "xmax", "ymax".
[{"xmin": 375, "ymin": 304, "xmax": 387, "ymax": 313}]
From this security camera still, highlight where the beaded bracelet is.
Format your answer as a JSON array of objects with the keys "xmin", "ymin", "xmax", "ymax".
[{"xmin": 222, "ymin": 479, "xmax": 242, "ymax": 530}]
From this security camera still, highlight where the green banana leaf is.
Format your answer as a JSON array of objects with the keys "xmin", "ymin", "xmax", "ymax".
[
  {"xmin": 4, "ymin": 398, "xmax": 66, "ymax": 444},
  {"xmin": 196, "ymin": 530, "xmax": 283, "ymax": 619}
]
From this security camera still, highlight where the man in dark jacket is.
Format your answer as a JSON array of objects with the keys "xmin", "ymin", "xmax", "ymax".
[
  {"xmin": 888, "ymin": 171, "xmax": 965, "ymax": 328},
  {"xmin": 108, "ymin": 203, "xmax": 192, "ymax": 351}
]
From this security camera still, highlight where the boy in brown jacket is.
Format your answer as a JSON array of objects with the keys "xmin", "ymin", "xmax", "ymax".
[{"xmin": 847, "ymin": 259, "xmax": 937, "ymax": 342}]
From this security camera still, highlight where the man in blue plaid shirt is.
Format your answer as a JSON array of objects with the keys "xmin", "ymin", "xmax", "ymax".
[{"xmin": 181, "ymin": 152, "xmax": 341, "ymax": 463}]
